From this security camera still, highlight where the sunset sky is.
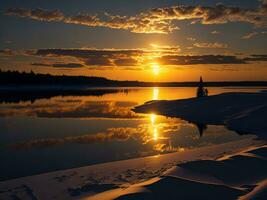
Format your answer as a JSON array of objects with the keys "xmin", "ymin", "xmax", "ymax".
[{"xmin": 0, "ymin": 0, "xmax": 267, "ymax": 82}]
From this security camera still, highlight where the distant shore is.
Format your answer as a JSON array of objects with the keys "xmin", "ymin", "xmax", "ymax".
[{"xmin": 1, "ymin": 70, "xmax": 267, "ymax": 88}]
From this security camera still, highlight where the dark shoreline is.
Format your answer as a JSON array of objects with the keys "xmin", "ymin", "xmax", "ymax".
[{"xmin": 1, "ymin": 70, "xmax": 267, "ymax": 88}]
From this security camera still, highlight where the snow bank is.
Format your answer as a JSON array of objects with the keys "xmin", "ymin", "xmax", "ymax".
[
  {"xmin": 134, "ymin": 92, "xmax": 267, "ymax": 137},
  {"xmin": 85, "ymin": 145, "xmax": 267, "ymax": 200}
]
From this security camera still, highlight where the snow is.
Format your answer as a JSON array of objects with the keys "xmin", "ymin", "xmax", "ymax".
[{"xmin": 134, "ymin": 91, "xmax": 267, "ymax": 138}]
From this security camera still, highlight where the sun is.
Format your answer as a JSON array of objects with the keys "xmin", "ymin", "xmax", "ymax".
[{"xmin": 151, "ymin": 63, "xmax": 160, "ymax": 75}]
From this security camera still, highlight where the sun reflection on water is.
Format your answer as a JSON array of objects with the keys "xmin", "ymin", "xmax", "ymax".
[
  {"xmin": 153, "ymin": 87, "xmax": 159, "ymax": 100},
  {"xmin": 151, "ymin": 87, "xmax": 159, "ymax": 141}
]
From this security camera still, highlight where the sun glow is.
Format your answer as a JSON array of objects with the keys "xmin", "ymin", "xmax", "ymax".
[{"xmin": 151, "ymin": 63, "xmax": 160, "ymax": 75}]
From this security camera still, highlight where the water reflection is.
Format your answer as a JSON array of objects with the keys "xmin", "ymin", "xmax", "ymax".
[
  {"xmin": 0, "ymin": 99, "xmax": 141, "ymax": 119},
  {"xmin": 0, "ymin": 87, "xmax": 262, "ymax": 180},
  {"xmin": 153, "ymin": 87, "xmax": 159, "ymax": 100},
  {"xmin": 0, "ymin": 88, "xmax": 132, "ymax": 104},
  {"xmin": 151, "ymin": 87, "xmax": 159, "ymax": 141},
  {"xmin": 193, "ymin": 123, "xmax": 208, "ymax": 137},
  {"xmin": 150, "ymin": 114, "xmax": 158, "ymax": 141}
]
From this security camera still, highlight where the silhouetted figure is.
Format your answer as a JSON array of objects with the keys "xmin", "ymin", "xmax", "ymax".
[
  {"xmin": 204, "ymin": 88, "xmax": 209, "ymax": 96},
  {"xmin": 196, "ymin": 76, "xmax": 208, "ymax": 98}
]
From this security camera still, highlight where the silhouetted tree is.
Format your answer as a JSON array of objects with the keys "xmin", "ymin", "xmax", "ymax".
[{"xmin": 196, "ymin": 76, "xmax": 208, "ymax": 98}]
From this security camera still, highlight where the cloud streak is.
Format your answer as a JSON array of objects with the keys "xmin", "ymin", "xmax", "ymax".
[
  {"xmin": 31, "ymin": 62, "xmax": 84, "ymax": 68},
  {"xmin": 242, "ymin": 31, "xmax": 267, "ymax": 39},
  {"xmin": 6, "ymin": 1, "xmax": 267, "ymax": 34},
  {"xmin": 30, "ymin": 48, "xmax": 250, "ymax": 67},
  {"xmin": 158, "ymin": 55, "xmax": 245, "ymax": 65},
  {"xmin": 3, "ymin": 48, "xmax": 267, "ymax": 70},
  {"xmin": 193, "ymin": 42, "xmax": 228, "ymax": 48},
  {"xmin": 242, "ymin": 32, "xmax": 259, "ymax": 39},
  {"xmin": 5, "ymin": 48, "xmax": 267, "ymax": 68},
  {"xmin": 244, "ymin": 54, "xmax": 267, "ymax": 61}
]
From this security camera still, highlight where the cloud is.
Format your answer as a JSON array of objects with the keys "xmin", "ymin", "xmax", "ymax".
[
  {"xmin": 31, "ymin": 48, "xmax": 145, "ymax": 68},
  {"xmin": 244, "ymin": 54, "xmax": 267, "ymax": 61},
  {"xmin": 31, "ymin": 62, "xmax": 51, "ymax": 67},
  {"xmin": 6, "ymin": 8, "xmax": 64, "ymax": 22},
  {"xmin": 149, "ymin": 44, "xmax": 181, "ymax": 52},
  {"xmin": 242, "ymin": 31, "xmax": 267, "ymax": 39},
  {"xmin": 113, "ymin": 58, "xmax": 138, "ymax": 66},
  {"xmin": 52, "ymin": 63, "xmax": 84, "ymax": 68},
  {"xmin": 211, "ymin": 30, "xmax": 220, "ymax": 34},
  {"xmin": 34, "ymin": 48, "xmax": 144, "ymax": 58},
  {"xmin": 242, "ymin": 32, "xmax": 259, "ymax": 39},
  {"xmin": 84, "ymin": 57, "xmax": 113, "ymax": 66},
  {"xmin": 6, "ymin": 1, "xmax": 267, "ymax": 34},
  {"xmin": 158, "ymin": 55, "xmax": 246, "ymax": 65},
  {"xmin": 4, "ymin": 48, "xmax": 267, "ymax": 70},
  {"xmin": 31, "ymin": 62, "xmax": 84, "ymax": 68},
  {"xmin": 193, "ymin": 42, "xmax": 228, "ymax": 48},
  {"xmin": 0, "ymin": 49, "xmax": 14, "ymax": 56},
  {"xmin": 29, "ymin": 48, "xmax": 253, "ymax": 68},
  {"xmin": 187, "ymin": 37, "xmax": 196, "ymax": 41}
]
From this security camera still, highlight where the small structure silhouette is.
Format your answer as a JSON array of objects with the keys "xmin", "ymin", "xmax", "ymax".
[{"xmin": 196, "ymin": 76, "xmax": 208, "ymax": 98}]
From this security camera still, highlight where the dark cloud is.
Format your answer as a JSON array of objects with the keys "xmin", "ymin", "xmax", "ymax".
[
  {"xmin": 113, "ymin": 58, "xmax": 138, "ymax": 66},
  {"xmin": 35, "ymin": 48, "xmax": 143, "ymax": 58},
  {"xmin": 84, "ymin": 57, "xmax": 113, "ymax": 66},
  {"xmin": 4, "ymin": 48, "xmax": 267, "ymax": 69},
  {"xmin": 31, "ymin": 62, "xmax": 51, "ymax": 67},
  {"xmin": 6, "ymin": 1, "xmax": 267, "ymax": 34},
  {"xmin": 158, "ymin": 55, "xmax": 246, "ymax": 65},
  {"xmin": 52, "ymin": 63, "xmax": 84, "ymax": 68},
  {"xmin": 25, "ymin": 48, "xmax": 267, "ymax": 68},
  {"xmin": 33, "ymin": 48, "xmax": 144, "ymax": 67},
  {"xmin": 0, "ymin": 49, "xmax": 14, "ymax": 56},
  {"xmin": 31, "ymin": 62, "xmax": 84, "ymax": 68},
  {"xmin": 244, "ymin": 54, "xmax": 267, "ymax": 62},
  {"xmin": 6, "ymin": 8, "xmax": 64, "ymax": 22},
  {"xmin": 31, "ymin": 48, "xmax": 250, "ymax": 67}
]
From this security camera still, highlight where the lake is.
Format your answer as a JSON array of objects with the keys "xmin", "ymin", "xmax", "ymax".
[{"xmin": 0, "ymin": 87, "xmax": 265, "ymax": 181}]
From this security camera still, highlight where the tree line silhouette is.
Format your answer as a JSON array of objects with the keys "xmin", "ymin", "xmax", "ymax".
[
  {"xmin": 1, "ymin": 70, "xmax": 267, "ymax": 87},
  {"xmin": 0, "ymin": 70, "xmax": 116, "ymax": 86}
]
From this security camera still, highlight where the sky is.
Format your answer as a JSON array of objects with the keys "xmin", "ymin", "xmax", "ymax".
[{"xmin": 0, "ymin": 0, "xmax": 267, "ymax": 82}]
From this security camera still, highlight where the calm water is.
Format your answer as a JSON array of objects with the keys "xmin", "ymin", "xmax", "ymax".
[{"xmin": 0, "ymin": 87, "xmax": 265, "ymax": 181}]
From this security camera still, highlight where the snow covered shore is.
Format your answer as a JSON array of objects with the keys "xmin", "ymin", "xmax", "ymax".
[
  {"xmin": 0, "ymin": 139, "xmax": 262, "ymax": 200},
  {"xmin": 88, "ymin": 145, "xmax": 267, "ymax": 200},
  {"xmin": 134, "ymin": 91, "xmax": 267, "ymax": 138}
]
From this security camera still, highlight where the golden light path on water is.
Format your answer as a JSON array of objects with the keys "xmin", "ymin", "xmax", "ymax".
[{"xmin": 151, "ymin": 87, "xmax": 159, "ymax": 141}]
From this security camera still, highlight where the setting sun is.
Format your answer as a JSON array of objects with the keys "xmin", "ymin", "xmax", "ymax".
[{"xmin": 152, "ymin": 63, "xmax": 160, "ymax": 75}]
